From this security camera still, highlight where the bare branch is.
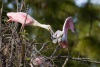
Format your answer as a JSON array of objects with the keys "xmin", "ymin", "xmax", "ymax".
[
  {"xmin": 54, "ymin": 56, "xmax": 100, "ymax": 64},
  {"xmin": 39, "ymin": 42, "xmax": 50, "ymax": 52},
  {"xmin": 62, "ymin": 58, "xmax": 68, "ymax": 67},
  {"xmin": 50, "ymin": 45, "xmax": 60, "ymax": 57}
]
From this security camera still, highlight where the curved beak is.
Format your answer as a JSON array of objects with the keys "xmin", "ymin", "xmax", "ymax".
[
  {"xmin": 49, "ymin": 28, "xmax": 54, "ymax": 35},
  {"xmin": 48, "ymin": 28, "xmax": 58, "ymax": 43},
  {"xmin": 48, "ymin": 28, "xmax": 54, "ymax": 38}
]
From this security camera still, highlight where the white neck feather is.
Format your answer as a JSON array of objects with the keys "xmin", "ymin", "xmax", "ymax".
[{"xmin": 31, "ymin": 19, "xmax": 49, "ymax": 30}]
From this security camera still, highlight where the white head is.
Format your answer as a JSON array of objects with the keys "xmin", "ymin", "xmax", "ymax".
[
  {"xmin": 52, "ymin": 30, "xmax": 63, "ymax": 44},
  {"xmin": 40, "ymin": 24, "xmax": 54, "ymax": 34},
  {"xmin": 43, "ymin": 25, "xmax": 51, "ymax": 31}
]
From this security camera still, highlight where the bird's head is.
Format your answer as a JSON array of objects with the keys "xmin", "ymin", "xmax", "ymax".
[
  {"xmin": 52, "ymin": 30, "xmax": 63, "ymax": 44},
  {"xmin": 43, "ymin": 25, "xmax": 54, "ymax": 35},
  {"xmin": 44, "ymin": 25, "xmax": 51, "ymax": 30}
]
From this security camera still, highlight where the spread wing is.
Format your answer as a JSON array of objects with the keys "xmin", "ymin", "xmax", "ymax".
[{"xmin": 62, "ymin": 17, "xmax": 74, "ymax": 34}]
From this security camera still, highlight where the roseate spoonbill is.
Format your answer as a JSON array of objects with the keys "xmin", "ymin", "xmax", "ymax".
[
  {"xmin": 31, "ymin": 57, "xmax": 51, "ymax": 66},
  {"xmin": 7, "ymin": 12, "xmax": 54, "ymax": 34},
  {"xmin": 33, "ymin": 57, "xmax": 43, "ymax": 66},
  {"xmin": 52, "ymin": 17, "xmax": 74, "ymax": 48}
]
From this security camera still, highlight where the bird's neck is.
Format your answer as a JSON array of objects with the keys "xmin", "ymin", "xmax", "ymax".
[
  {"xmin": 62, "ymin": 33, "xmax": 67, "ymax": 41},
  {"xmin": 62, "ymin": 31, "xmax": 67, "ymax": 38},
  {"xmin": 63, "ymin": 29, "xmax": 68, "ymax": 35},
  {"xmin": 37, "ymin": 23, "xmax": 48, "ymax": 29},
  {"xmin": 32, "ymin": 20, "xmax": 48, "ymax": 30}
]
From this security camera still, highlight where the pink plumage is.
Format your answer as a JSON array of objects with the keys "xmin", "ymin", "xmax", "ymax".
[
  {"xmin": 7, "ymin": 12, "xmax": 54, "ymax": 32},
  {"xmin": 63, "ymin": 17, "xmax": 74, "ymax": 34},
  {"xmin": 33, "ymin": 57, "xmax": 43, "ymax": 66},
  {"xmin": 7, "ymin": 12, "xmax": 33, "ymax": 25},
  {"xmin": 52, "ymin": 17, "xmax": 74, "ymax": 48}
]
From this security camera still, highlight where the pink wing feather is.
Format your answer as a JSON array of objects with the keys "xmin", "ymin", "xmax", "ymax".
[
  {"xmin": 7, "ymin": 12, "xmax": 33, "ymax": 25},
  {"xmin": 18, "ymin": 12, "xmax": 33, "ymax": 24},
  {"xmin": 63, "ymin": 17, "xmax": 74, "ymax": 34}
]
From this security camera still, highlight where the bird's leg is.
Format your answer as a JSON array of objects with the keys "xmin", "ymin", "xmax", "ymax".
[{"xmin": 7, "ymin": 19, "xmax": 12, "ymax": 22}]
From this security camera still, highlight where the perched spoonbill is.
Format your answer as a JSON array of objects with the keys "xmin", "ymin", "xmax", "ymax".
[
  {"xmin": 52, "ymin": 17, "xmax": 74, "ymax": 48},
  {"xmin": 7, "ymin": 12, "xmax": 54, "ymax": 34}
]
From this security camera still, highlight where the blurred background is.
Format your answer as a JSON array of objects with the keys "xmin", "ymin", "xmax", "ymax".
[{"xmin": 1, "ymin": 0, "xmax": 100, "ymax": 67}]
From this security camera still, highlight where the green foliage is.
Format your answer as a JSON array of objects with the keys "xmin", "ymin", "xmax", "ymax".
[
  {"xmin": 75, "ymin": 36, "xmax": 100, "ymax": 61},
  {"xmin": 2, "ymin": 0, "xmax": 100, "ymax": 66}
]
